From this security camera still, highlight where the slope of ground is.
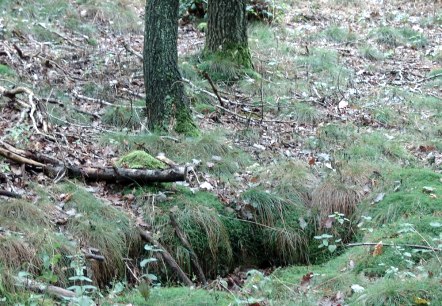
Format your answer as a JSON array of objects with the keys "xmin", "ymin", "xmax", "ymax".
[{"xmin": 0, "ymin": 0, "xmax": 441, "ymax": 305}]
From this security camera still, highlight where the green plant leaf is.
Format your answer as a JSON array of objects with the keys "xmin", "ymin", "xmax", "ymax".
[{"xmin": 328, "ymin": 244, "xmax": 337, "ymax": 253}]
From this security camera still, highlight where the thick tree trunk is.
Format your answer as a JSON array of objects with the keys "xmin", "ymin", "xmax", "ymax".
[
  {"xmin": 143, "ymin": 0, "xmax": 197, "ymax": 135},
  {"xmin": 206, "ymin": 0, "xmax": 252, "ymax": 68}
]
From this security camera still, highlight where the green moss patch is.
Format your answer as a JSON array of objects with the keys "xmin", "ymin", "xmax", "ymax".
[{"xmin": 117, "ymin": 150, "xmax": 167, "ymax": 169}]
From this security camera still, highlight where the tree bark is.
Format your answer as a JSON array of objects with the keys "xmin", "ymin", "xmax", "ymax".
[
  {"xmin": 143, "ymin": 0, "xmax": 197, "ymax": 135},
  {"xmin": 206, "ymin": 0, "xmax": 252, "ymax": 68}
]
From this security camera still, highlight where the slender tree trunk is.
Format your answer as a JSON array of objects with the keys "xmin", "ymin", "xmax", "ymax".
[
  {"xmin": 143, "ymin": 0, "xmax": 197, "ymax": 135},
  {"xmin": 206, "ymin": 0, "xmax": 252, "ymax": 68}
]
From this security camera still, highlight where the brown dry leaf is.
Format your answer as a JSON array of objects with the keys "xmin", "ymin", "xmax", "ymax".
[
  {"xmin": 372, "ymin": 241, "xmax": 383, "ymax": 256},
  {"xmin": 300, "ymin": 272, "xmax": 314, "ymax": 287},
  {"xmin": 419, "ymin": 145, "xmax": 436, "ymax": 152},
  {"xmin": 59, "ymin": 193, "xmax": 73, "ymax": 202}
]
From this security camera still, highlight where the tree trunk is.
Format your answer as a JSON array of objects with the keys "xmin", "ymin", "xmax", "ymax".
[
  {"xmin": 206, "ymin": 0, "xmax": 252, "ymax": 68},
  {"xmin": 143, "ymin": 0, "xmax": 197, "ymax": 135}
]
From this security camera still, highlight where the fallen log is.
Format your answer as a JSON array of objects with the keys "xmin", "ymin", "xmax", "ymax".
[
  {"xmin": 139, "ymin": 229, "xmax": 193, "ymax": 287},
  {"xmin": 64, "ymin": 165, "xmax": 187, "ymax": 184},
  {"xmin": 0, "ymin": 142, "xmax": 187, "ymax": 184}
]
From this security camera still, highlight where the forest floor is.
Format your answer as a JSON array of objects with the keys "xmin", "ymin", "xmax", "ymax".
[{"xmin": 0, "ymin": 0, "xmax": 441, "ymax": 305}]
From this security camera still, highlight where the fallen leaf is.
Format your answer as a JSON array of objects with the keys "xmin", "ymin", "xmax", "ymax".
[
  {"xmin": 422, "ymin": 186, "xmax": 434, "ymax": 193},
  {"xmin": 351, "ymin": 284, "xmax": 365, "ymax": 293},
  {"xmin": 338, "ymin": 100, "xmax": 348, "ymax": 109},
  {"xmin": 414, "ymin": 297, "xmax": 430, "ymax": 305},
  {"xmin": 300, "ymin": 272, "xmax": 313, "ymax": 287},
  {"xmin": 299, "ymin": 217, "xmax": 308, "ymax": 230},
  {"xmin": 373, "ymin": 241, "xmax": 383, "ymax": 256},
  {"xmin": 199, "ymin": 182, "xmax": 214, "ymax": 191},
  {"xmin": 373, "ymin": 193, "xmax": 385, "ymax": 203},
  {"xmin": 419, "ymin": 145, "xmax": 436, "ymax": 152}
]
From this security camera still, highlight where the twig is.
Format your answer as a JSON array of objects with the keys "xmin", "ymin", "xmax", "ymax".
[
  {"xmin": 169, "ymin": 212, "xmax": 207, "ymax": 285},
  {"xmin": 122, "ymin": 41, "xmax": 143, "ymax": 60},
  {"xmin": 183, "ymin": 78, "xmax": 295, "ymax": 124},
  {"xmin": 139, "ymin": 229, "xmax": 193, "ymax": 286},
  {"xmin": 416, "ymin": 73, "xmax": 442, "ymax": 84},
  {"xmin": 200, "ymin": 71, "xmax": 225, "ymax": 108},
  {"xmin": 346, "ymin": 242, "xmax": 441, "ymax": 252},
  {"xmin": 37, "ymin": 23, "xmax": 82, "ymax": 48}
]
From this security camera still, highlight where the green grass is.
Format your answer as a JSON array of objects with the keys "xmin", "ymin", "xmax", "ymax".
[
  {"xmin": 102, "ymin": 102, "xmax": 145, "ymax": 130},
  {"xmin": 55, "ymin": 182, "xmax": 141, "ymax": 285},
  {"xmin": 371, "ymin": 26, "xmax": 428, "ymax": 48},
  {"xmin": 322, "ymin": 25, "xmax": 357, "ymax": 43},
  {"xmin": 240, "ymin": 188, "xmax": 311, "ymax": 264},
  {"xmin": 289, "ymin": 102, "xmax": 322, "ymax": 124},
  {"xmin": 297, "ymin": 48, "xmax": 339, "ymax": 73},
  {"xmin": 343, "ymin": 131, "xmax": 413, "ymax": 163},
  {"xmin": 369, "ymin": 168, "xmax": 442, "ymax": 224},
  {"xmin": 350, "ymin": 278, "xmax": 442, "ymax": 305},
  {"xmin": 359, "ymin": 45, "xmax": 385, "ymax": 61},
  {"xmin": 0, "ymin": 64, "xmax": 16, "ymax": 77},
  {"xmin": 108, "ymin": 287, "xmax": 234, "ymax": 305}
]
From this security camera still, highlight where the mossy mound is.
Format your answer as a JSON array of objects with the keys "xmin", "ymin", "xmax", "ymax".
[
  {"xmin": 266, "ymin": 167, "xmax": 442, "ymax": 304},
  {"xmin": 117, "ymin": 150, "xmax": 167, "ymax": 169},
  {"xmin": 143, "ymin": 188, "xmax": 243, "ymax": 278}
]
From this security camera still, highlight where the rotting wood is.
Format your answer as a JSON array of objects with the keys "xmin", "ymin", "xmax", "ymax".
[
  {"xmin": 169, "ymin": 211, "xmax": 207, "ymax": 286},
  {"xmin": 139, "ymin": 229, "xmax": 194, "ymax": 286},
  {"xmin": 0, "ymin": 143, "xmax": 187, "ymax": 184}
]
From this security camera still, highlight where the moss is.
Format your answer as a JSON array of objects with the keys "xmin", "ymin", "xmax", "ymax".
[
  {"xmin": 117, "ymin": 150, "xmax": 167, "ymax": 169},
  {"xmin": 198, "ymin": 48, "xmax": 257, "ymax": 82},
  {"xmin": 174, "ymin": 105, "xmax": 199, "ymax": 137}
]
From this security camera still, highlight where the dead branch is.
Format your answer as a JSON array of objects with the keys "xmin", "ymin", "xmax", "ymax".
[
  {"xmin": 139, "ymin": 229, "xmax": 193, "ymax": 286},
  {"xmin": 416, "ymin": 73, "xmax": 442, "ymax": 84},
  {"xmin": 182, "ymin": 78, "xmax": 295, "ymax": 124},
  {"xmin": 0, "ymin": 85, "xmax": 52, "ymax": 137},
  {"xmin": 346, "ymin": 242, "xmax": 441, "ymax": 252},
  {"xmin": 200, "ymin": 71, "xmax": 225, "ymax": 108},
  {"xmin": 0, "ymin": 147, "xmax": 45, "ymax": 167},
  {"xmin": 122, "ymin": 40, "xmax": 143, "ymax": 60},
  {"xmin": 71, "ymin": 90, "xmax": 115, "ymax": 107},
  {"xmin": 15, "ymin": 276, "xmax": 75, "ymax": 299},
  {"xmin": 0, "ymin": 190, "xmax": 22, "ymax": 198},
  {"xmin": 169, "ymin": 212, "xmax": 207, "ymax": 285}
]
